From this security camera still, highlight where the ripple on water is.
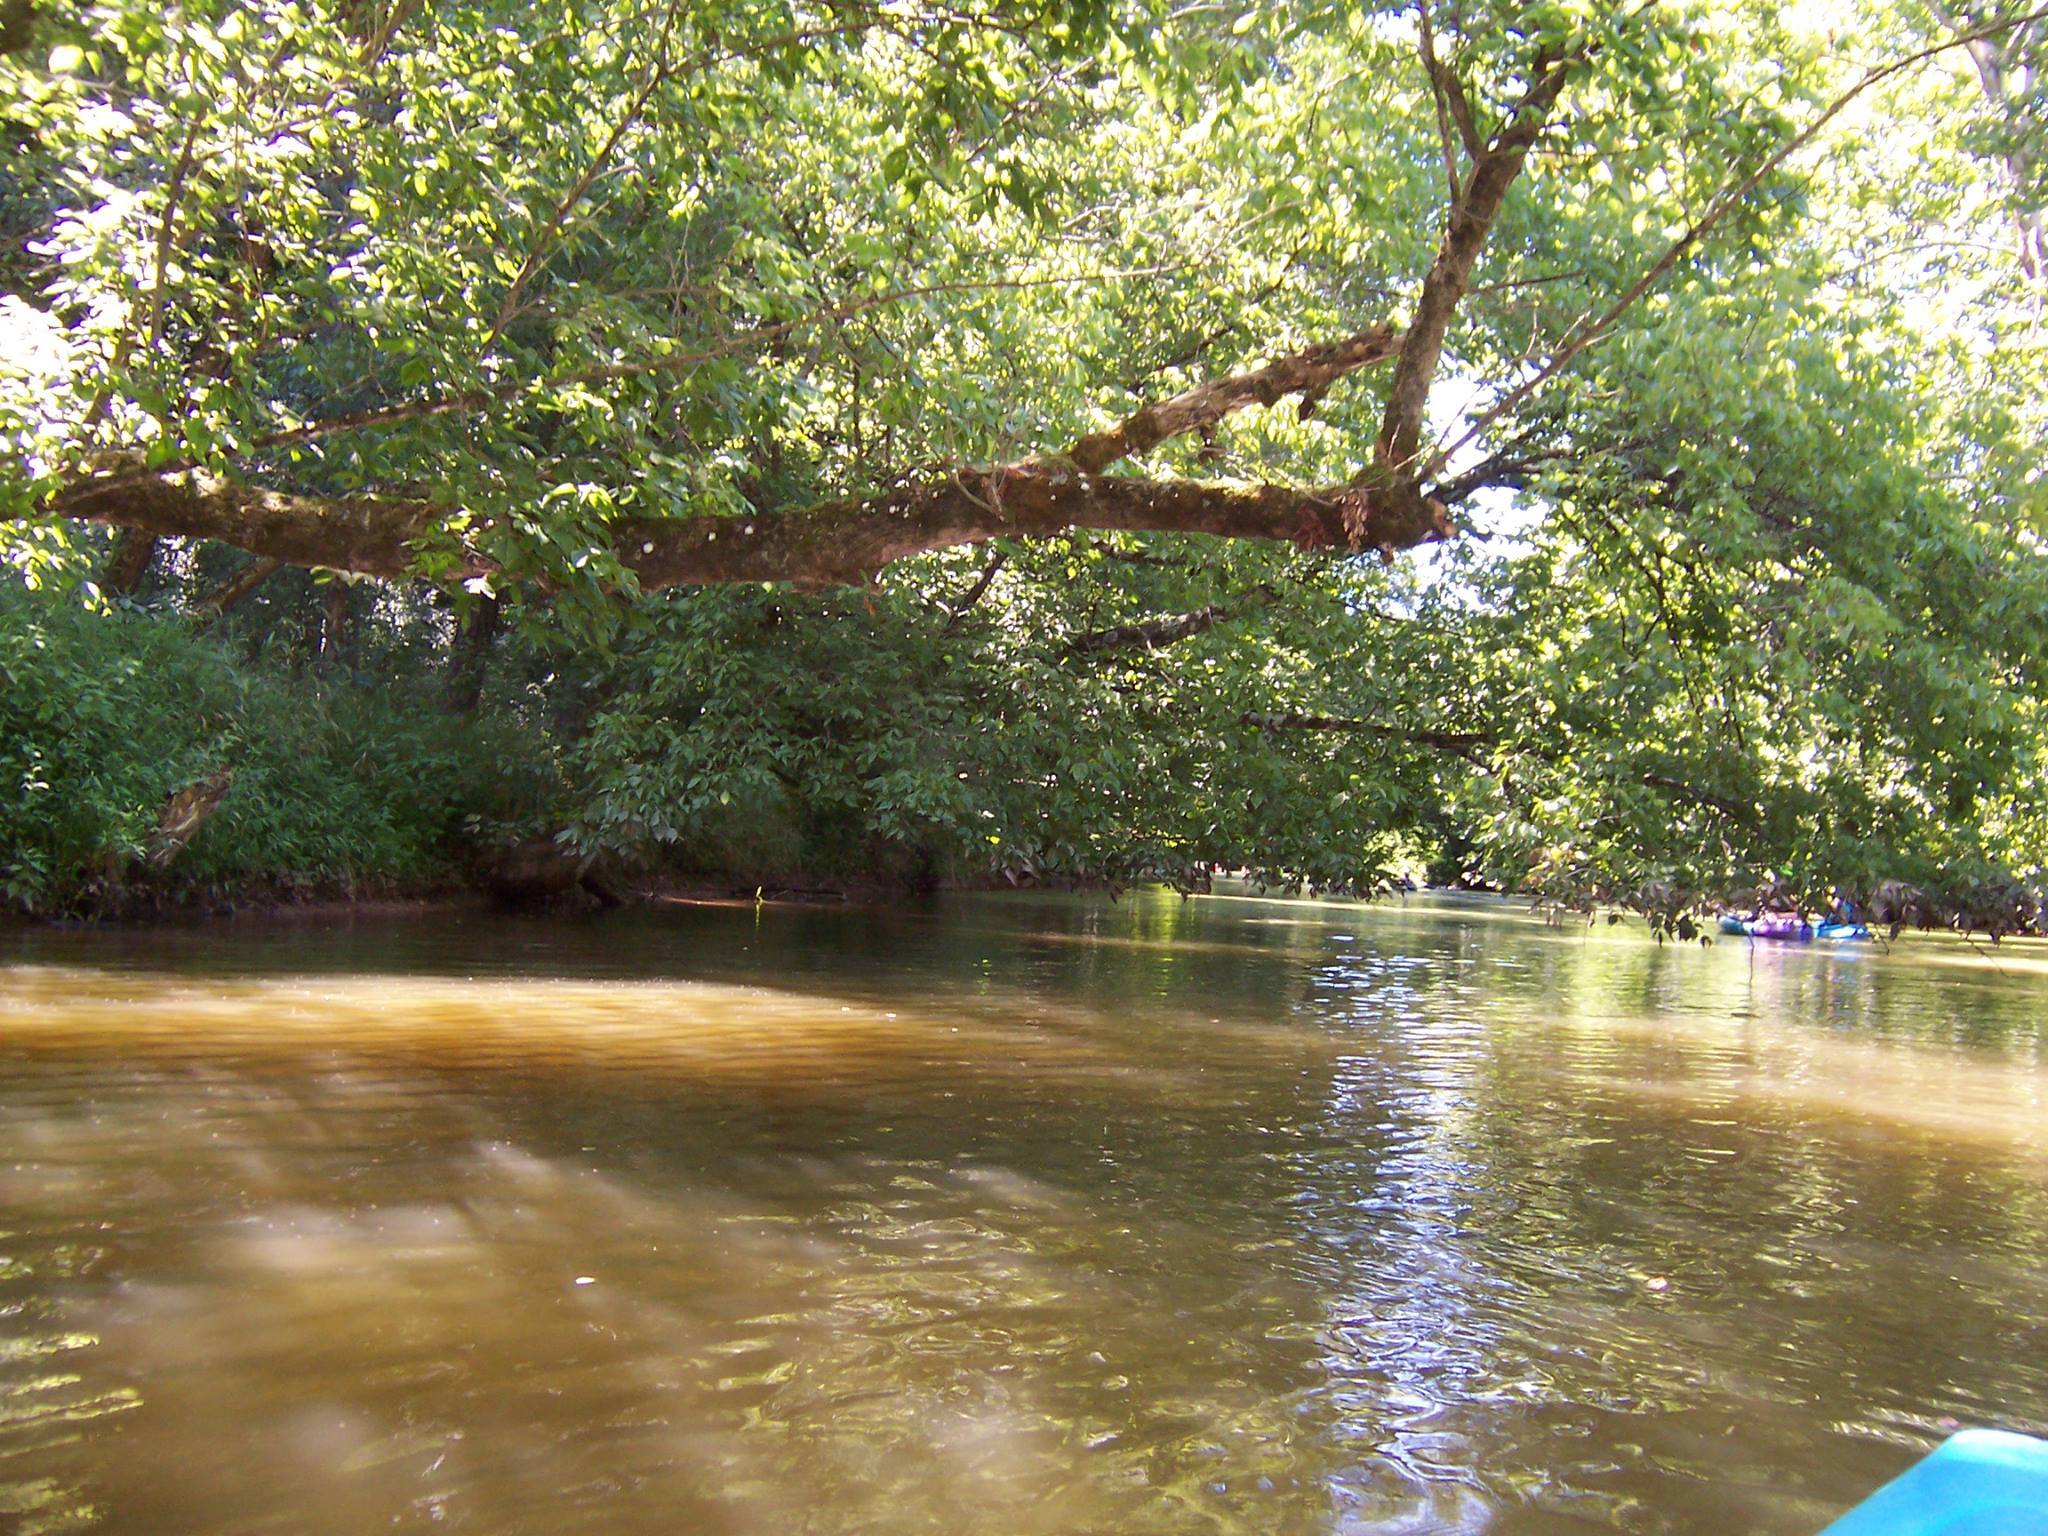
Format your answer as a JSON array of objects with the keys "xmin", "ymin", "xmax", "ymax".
[{"xmin": 0, "ymin": 895, "xmax": 2044, "ymax": 1534}]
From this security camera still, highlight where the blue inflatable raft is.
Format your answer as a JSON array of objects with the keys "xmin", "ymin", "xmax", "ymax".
[
  {"xmin": 1820, "ymin": 1428, "xmax": 2048, "ymax": 1534},
  {"xmin": 1717, "ymin": 914, "xmax": 1873, "ymax": 942}
]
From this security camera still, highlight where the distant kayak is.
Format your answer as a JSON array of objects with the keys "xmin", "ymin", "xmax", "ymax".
[
  {"xmin": 1820, "ymin": 1427, "xmax": 2048, "ymax": 1534},
  {"xmin": 1717, "ymin": 914, "xmax": 1872, "ymax": 942}
]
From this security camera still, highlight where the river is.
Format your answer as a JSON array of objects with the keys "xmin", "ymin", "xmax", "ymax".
[{"xmin": 1, "ymin": 891, "xmax": 2044, "ymax": 1534}]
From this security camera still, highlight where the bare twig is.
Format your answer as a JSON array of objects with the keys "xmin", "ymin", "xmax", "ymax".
[{"xmin": 939, "ymin": 547, "xmax": 1007, "ymax": 630}]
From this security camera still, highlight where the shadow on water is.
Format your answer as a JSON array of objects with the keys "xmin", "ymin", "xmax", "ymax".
[{"xmin": 1, "ymin": 891, "xmax": 2045, "ymax": 1534}]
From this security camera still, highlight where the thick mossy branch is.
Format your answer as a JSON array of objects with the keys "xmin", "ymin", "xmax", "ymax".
[
  {"xmin": 55, "ymin": 470, "xmax": 446, "ymax": 579},
  {"xmin": 53, "ymin": 463, "xmax": 1453, "ymax": 588},
  {"xmin": 621, "ymin": 467, "xmax": 1450, "ymax": 587},
  {"xmin": 47, "ymin": 320, "xmax": 1449, "ymax": 588}
]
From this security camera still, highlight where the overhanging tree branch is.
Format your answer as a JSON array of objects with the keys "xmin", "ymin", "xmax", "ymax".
[
  {"xmin": 50, "ymin": 312, "xmax": 1437, "ymax": 588},
  {"xmin": 51, "ymin": 459, "xmax": 1451, "ymax": 589},
  {"xmin": 1066, "ymin": 322, "xmax": 1400, "ymax": 472},
  {"xmin": 54, "ymin": 472, "xmax": 443, "ymax": 577},
  {"xmin": 1639, "ymin": 771, "xmax": 1753, "ymax": 821},
  {"xmin": 1432, "ymin": 3, "xmax": 2048, "ymax": 473},
  {"xmin": 1242, "ymin": 713, "xmax": 1764, "ymax": 817}
]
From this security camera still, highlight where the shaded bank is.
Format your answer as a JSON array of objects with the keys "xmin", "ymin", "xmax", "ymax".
[
  {"xmin": 0, "ymin": 586, "xmax": 558, "ymax": 918},
  {"xmin": 5, "ymin": 579, "xmax": 2044, "ymax": 938}
]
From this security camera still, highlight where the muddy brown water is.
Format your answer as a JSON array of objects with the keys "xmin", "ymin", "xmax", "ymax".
[{"xmin": 1, "ymin": 891, "xmax": 2044, "ymax": 1534}]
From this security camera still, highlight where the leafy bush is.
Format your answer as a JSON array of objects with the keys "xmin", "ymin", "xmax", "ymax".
[
  {"xmin": 0, "ymin": 585, "xmax": 559, "ymax": 914},
  {"xmin": 568, "ymin": 570, "xmax": 1441, "ymax": 895}
]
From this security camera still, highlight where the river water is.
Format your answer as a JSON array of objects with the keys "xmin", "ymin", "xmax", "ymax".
[{"xmin": 1, "ymin": 891, "xmax": 2044, "ymax": 1535}]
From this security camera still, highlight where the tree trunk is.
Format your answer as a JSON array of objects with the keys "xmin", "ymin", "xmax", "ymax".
[
  {"xmin": 445, "ymin": 592, "xmax": 502, "ymax": 712},
  {"xmin": 101, "ymin": 528, "xmax": 160, "ymax": 597},
  {"xmin": 317, "ymin": 581, "xmax": 351, "ymax": 671}
]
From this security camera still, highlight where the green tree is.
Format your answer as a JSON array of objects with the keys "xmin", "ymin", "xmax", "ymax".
[{"xmin": 3, "ymin": 0, "xmax": 2046, "ymax": 927}]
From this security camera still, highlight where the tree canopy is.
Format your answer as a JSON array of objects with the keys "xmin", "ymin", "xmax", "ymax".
[{"xmin": 3, "ymin": 0, "xmax": 2047, "ymax": 928}]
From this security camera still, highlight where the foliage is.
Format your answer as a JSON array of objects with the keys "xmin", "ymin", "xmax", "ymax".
[
  {"xmin": 570, "ymin": 550, "xmax": 1446, "ymax": 892},
  {"xmin": 2, "ymin": 0, "xmax": 2047, "ymax": 929},
  {"xmin": 0, "ymin": 581, "xmax": 559, "ymax": 913},
  {"xmin": 1446, "ymin": 282, "xmax": 2048, "ymax": 930}
]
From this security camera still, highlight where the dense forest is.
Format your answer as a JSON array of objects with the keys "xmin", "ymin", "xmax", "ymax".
[{"xmin": 2, "ymin": 0, "xmax": 2045, "ymax": 931}]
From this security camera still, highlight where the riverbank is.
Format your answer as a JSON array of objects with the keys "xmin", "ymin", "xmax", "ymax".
[
  {"xmin": 2, "ymin": 870, "xmax": 959, "ymax": 928},
  {"xmin": 22, "ymin": 873, "xmax": 2048, "ymax": 980}
]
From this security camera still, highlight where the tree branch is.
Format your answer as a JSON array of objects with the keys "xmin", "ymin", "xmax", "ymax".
[
  {"xmin": 51, "ymin": 310, "xmax": 1456, "ymax": 588},
  {"xmin": 0, "ymin": 0, "xmax": 35, "ymax": 56},
  {"xmin": 192, "ymin": 556, "xmax": 284, "ymax": 622},
  {"xmin": 1067, "ymin": 584, "xmax": 1275, "ymax": 656},
  {"xmin": 1434, "ymin": 3, "xmax": 2048, "ymax": 472},
  {"xmin": 1241, "ymin": 711, "xmax": 1494, "ymax": 766},
  {"xmin": 481, "ymin": 1, "xmax": 686, "ymax": 353},
  {"xmin": 1639, "ymin": 771, "xmax": 1752, "ymax": 821},
  {"xmin": 1065, "ymin": 322, "xmax": 1400, "ymax": 472},
  {"xmin": 1241, "ymin": 714, "xmax": 1757, "ymax": 817},
  {"xmin": 1374, "ymin": 44, "xmax": 1577, "ymax": 480},
  {"xmin": 1417, "ymin": 2, "xmax": 1464, "ymax": 204},
  {"xmin": 51, "ymin": 457, "xmax": 1453, "ymax": 591},
  {"xmin": 939, "ymin": 546, "xmax": 1007, "ymax": 630},
  {"xmin": 55, "ymin": 471, "xmax": 445, "ymax": 577},
  {"xmin": 1439, "ymin": 68, "xmax": 1484, "ymax": 162},
  {"xmin": 145, "ymin": 112, "xmax": 206, "ymax": 353},
  {"xmin": 354, "ymin": 0, "xmax": 424, "ymax": 65}
]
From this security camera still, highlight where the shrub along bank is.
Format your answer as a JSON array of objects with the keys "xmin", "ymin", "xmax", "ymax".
[{"xmin": 0, "ymin": 585, "xmax": 559, "ymax": 917}]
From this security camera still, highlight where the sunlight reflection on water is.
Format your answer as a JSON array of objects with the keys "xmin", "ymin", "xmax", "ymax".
[{"xmin": 0, "ymin": 893, "xmax": 2045, "ymax": 1534}]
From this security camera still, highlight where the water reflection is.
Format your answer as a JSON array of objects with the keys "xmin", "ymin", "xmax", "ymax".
[{"xmin": 0, "ymin": 893, "xmax": 2045, "ymax": 1534}]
